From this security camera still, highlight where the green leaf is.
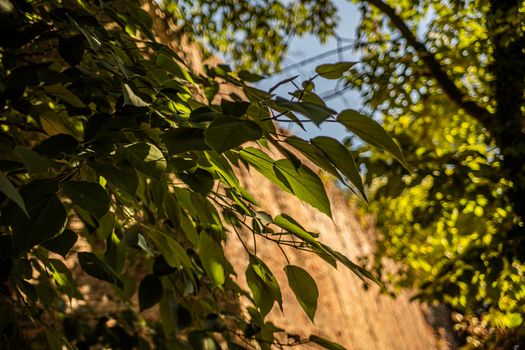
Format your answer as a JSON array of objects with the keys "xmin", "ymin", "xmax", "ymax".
[
  {"xmin": 12, "ymin": 191, "xmax": 66, "ymax": 254},
  {"xmin": 41, "ymin": 229, "xmax": 77, "ymax": 258},
  {"xmin": 285, "ymin": 136, "xmax": 341, "ymax": 181},
  {"xmin": 144, "ymin": 226, "xmax": 192, "ymax": 270},
  {"xmin": 190, "ymin": 107, "xmax": 222, "ymax": 122},
  {"xmin": 118, "ymin": 142, "xmax": 167, "ymax": 178},
  {"xmin": 122, "ymin": 83, "xmax": 149, "ymax": 107},
  {"xmin": 0, "ymin": 173, "xmax": 28, "ymax": 215},
  {"xmin": 238, "ymin": 70, "xmax": 265, "ymax": 82},
  {"xmin": 178, "ymin": 168, "xmax": 214, "ymax": 195},
  {"xmin": 62, "ymin": 181, "xmax": 110, "ymax": 219},
  {"xmin": 204, "ymin": 117, "xmax": 262, "ymax": 153},
  {"xmin": 274, "ymin": 160, "xmax": 332, "ymax": 216},
  {"xmin": 274, "ymin": 97, "xmax": 335, "ymax": 125},
  {"xmin": 273, "ymin": 214, "xmax": 320, "ymax": 248},
  {"xmin": 43, "ymin": 84, "xmax": 85, "ymax": 108},
  {"xmin": 162, "ymin": 128, "xmax": 210, "ymax": 155},
  {"xmin": 315, "ymin": 61, "xmax": 355, "ymax": 79},
  {"xmin": 198, "ymin": 232, "xmax": 227, "ymax": 287},
  {"xmin": 239, "ymin": 148, "xmax": 331, "ymax": 216},
  {"xmin": 139, "ymin": 274, "xmax": 163, "ymax": 311},
  {"xmin": 309, "ymin": 335, "xmax": 347, "ymax": 350},
  {"xmin": 246, "ymin": 255, "xmax": 282, "ymax": 313},
  {"xmin": 337, "ymin": 110, "xmax": 408, "ymax": 169},
  {"xmin": 48, "ymin": 258, "xmax": 80, "ymax": 299},
  {"xmin": 246, "ymin": 264, "xmax": 275, "ymax": 316},
  {"xmin": 284, "ymin": 265, "xmax": 318, "ymax": 322},
  {"xmin": 105, "ymin": 232, "xmax": 126, "ymax": 274},
  {"xmin": 15, "ymin": 147, "xmax": 57, "ymax": 176},
  {"xmin": 78, "ymin": 252, "xmax": 123, "ymax": 289},
  {"xmin": 34, "ymin": 134, "xmax": 78, "ymax": 158},
  {"xmin": 90, "ymin": 161, "xmax": 138, "ymax": 197},
  {"xmin": 311, "ymin": 136, "xmax": 366, "ymax": 200},
  {"xmin": 220, "ymin": 100, "xmax": 250, "ymax": 118}
]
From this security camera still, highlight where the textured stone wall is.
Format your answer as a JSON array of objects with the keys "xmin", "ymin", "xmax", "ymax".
[{"xmin": 225, "ymin": 165, "xmax": 455, "ymax": 350}]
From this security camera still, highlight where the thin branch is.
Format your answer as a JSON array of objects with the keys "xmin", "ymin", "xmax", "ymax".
[
  {"xmin": 268, "ymin": 75, "xmax": 299, "ymax": 94},
  {"xmin": 364, "ymin": 0, "xmax": 493, "ymax": 130}
]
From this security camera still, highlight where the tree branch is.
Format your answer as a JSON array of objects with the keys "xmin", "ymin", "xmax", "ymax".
[{"xmin": 363, "ymin": 0, "xmax": 494, "ymax": 131}]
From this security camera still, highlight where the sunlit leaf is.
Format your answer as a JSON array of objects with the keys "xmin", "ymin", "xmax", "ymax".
[
  {"xmin": 315, "ymin": 61, "xmax": 355, "ymax": 79},
  {"xmin": 284, "ymin": 265, "xmax": 318, "ymax": 322},
  {"xmin": 337, "ymin": 110, "xmax": 408, "ymax": 169},
  {"xmin": 198, "ymin": 231, "xmax": 227, "ymax": 287}
]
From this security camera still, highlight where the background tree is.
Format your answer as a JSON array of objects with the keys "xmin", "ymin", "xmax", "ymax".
[
  {"xmin": 0, "ymin": 0, "xmax": 405, "ymax": 348},
  {"xmin": 345, "ymin": 0, "xmax": 525, "ymax": 346}
]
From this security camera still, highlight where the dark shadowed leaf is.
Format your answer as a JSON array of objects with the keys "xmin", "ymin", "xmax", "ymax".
[
  {"xmin": 78, "ymin": 252, "xmax": 123, "ymax": 289},
  {"xmin": 139, "ymin": 274, "xmax": 163, "ymax": 311},
  {"xmin": 11, "ymin": 190, "xmax": 66, "ymax": 254},
  {"xmin": 0, "ymin": 173, "xmax": 28, "ymax": 215},
  {"xmin": 62, "ymin": 181, "xmax": 110, "ymax": 219},
  {"xmin": 15, "ymin": 147, "xmax": 57, "ymax": 176},
  {"xmin": 220, "ymin": 100, "xmax": 250, "ymax": 118},
  {"xmin": 34, "ymin": 134, "xmax": 78, "ymax": 158},
  {"xmin": 162, "ymin": 128, "xmax": 210, "ymax": 154},
  {"xmin": 90, "ymin": 161, "xmax": 138, "ymax": 197},
  {"xmin": 105, "ymin": 232, "xmax": 126, "ymax": 274},
  {"xmin": 58, "ymin": 35, "xmax": 85, "ymax": 66},
  {"xmin": 178, "ymin": 168, "xmax": 214, "ymax": 195},
  {"xmin": 190, "ymin": 107, "xmax": 222, "ymax": 122},
  {"xmin": 205, "ymin": 117, "xmax": 262, "ymax": 153},
  {"xmin": 274, "ymin": 97, "xmax": 335, "ymax": 125},
  {"xmin": 42, "ymin": 229, "xmax": 77, "ymax": 258},
  {"xmin": 285, "ymin": 136, "xmax": 341, "ymax": 182}
]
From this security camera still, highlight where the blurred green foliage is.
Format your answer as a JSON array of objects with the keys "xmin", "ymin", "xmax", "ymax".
[
  {"xmin": 161, "ymin": 0, "xmax": 338, "ymax": 73},
  {"xmin": 344, "ymin": 0, "xmax": 525, "ymax": 347}
]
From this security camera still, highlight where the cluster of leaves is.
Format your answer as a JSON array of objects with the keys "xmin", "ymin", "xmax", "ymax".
[
  {"xmin": 0, "ymin": 0, "xmax": 406, "ymax": 349},
  {"xmin": 161, "ymin": 0, "xmax": 338, "ymax": 73}
]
